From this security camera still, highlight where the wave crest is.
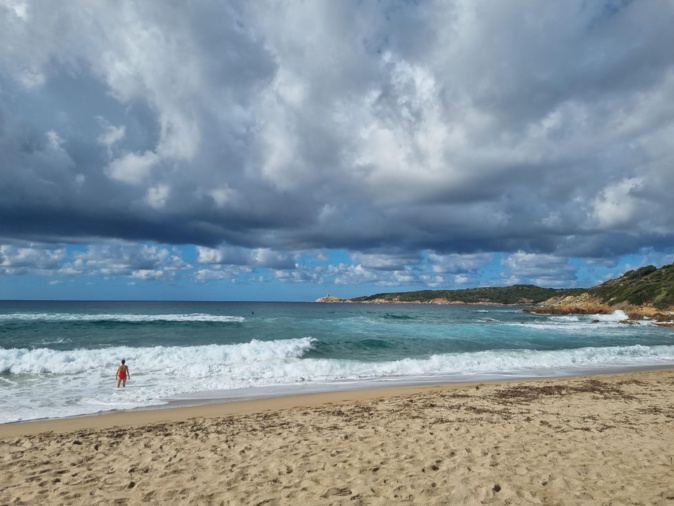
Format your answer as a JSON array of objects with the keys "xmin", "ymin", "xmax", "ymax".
[
  {"xmin": 0, "ymin": 313, "xmax": 245, "ymax": 323},
  {"xmin": 0, "ymin": 337, "xmax": 315, "ymax": 375}
]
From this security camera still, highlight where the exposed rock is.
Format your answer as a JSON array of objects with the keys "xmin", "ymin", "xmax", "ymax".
[
  {"xmin": 524, "ymin": 304, "xmax": 612, "ymax": 315},
  {"xmin": 315, "ymin": 295, "xmax": 349, "ymax": 303},
  {"xmin": 524, "ymin": 291, "xmax": 674, "ymax": 326},
  {"xmin": 523, "ymin": 293, "xmax": 612, "ymax": 315}
]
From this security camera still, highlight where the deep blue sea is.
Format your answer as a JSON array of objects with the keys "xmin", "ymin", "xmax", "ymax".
[{"xmin": 1, "ymin": 300, "xmax": 673, "ymax": 423}]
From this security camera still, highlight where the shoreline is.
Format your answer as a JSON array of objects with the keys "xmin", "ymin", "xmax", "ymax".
[
  {"xmin": 0, "ymin": 382, "xmax": 463, "ymax": 437},
  {"xmin": 2, "ymin": 365, "xmax": 672, "ymax": 437},
  {"xmin": 2, "ymin": 368, "xmax": 674, "ymax": 504}
]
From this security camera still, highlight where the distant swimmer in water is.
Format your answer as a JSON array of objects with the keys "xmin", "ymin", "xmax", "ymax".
[{"xmin": 116, "ymin": 359, "xmax": 130, "ymax": 388}]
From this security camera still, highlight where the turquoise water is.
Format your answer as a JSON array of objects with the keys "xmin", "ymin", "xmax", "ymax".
[{"xmin": 1, "ymin": 301, "xmax": 673, "ymax": 423}]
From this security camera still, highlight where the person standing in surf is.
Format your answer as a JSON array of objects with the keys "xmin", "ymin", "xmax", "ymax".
[{"xmin": 116, "ymin": 359, "xmax": 130, "ymax": 388}]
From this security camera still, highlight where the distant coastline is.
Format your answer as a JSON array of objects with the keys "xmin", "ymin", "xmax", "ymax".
[
  {"xmin": 316, "ymin": 295, "xmax": 520, "ymax": 306},
  {"xmin": 315, "ymin": 285, "xmax": 584, "ymax": 306},
  {"xmin": 317, "ymin": 263, "xmax": 674, "ymax": 326}
]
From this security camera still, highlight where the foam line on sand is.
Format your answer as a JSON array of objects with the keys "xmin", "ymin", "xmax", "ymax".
[{"xmin": 2, "ymin": 370, "xmax": 674, "ymax": 505}]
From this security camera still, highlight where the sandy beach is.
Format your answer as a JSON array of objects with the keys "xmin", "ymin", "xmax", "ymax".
[{"xmin": 1, "ymin": 370, "xmax": 674, "ymax": 505}]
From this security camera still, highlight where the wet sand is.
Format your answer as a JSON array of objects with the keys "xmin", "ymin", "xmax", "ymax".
[{"xmin": 2, "ymin": 369, "xmax": 674, "ymax": 505}]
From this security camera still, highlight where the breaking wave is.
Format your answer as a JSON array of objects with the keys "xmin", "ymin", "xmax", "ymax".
[{"xmin": 0, "ymin": 313, "xmax": 245, "ymax": 323}]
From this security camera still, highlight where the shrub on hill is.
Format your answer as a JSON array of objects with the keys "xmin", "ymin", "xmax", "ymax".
[
  {"xmin": 350, "ymin": 285, "xmax": 584, "ymax": 305},
  {"xmin": 345, "ymin": 264, "xmax": 674, "ymax": 310},
  {"xmin": 589, "ymin": 263, "xmax": 674, "ymax": 309}
]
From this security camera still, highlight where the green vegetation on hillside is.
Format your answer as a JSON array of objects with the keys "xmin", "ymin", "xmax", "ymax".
[
  {"xmin": 350, "ymin": 285, "xmax": 584, "ymax": 305},
  {"xmin": 589, "ymin": 263, "xmax": 674, "ymax": 309},
  {"xmin": 342, "ymin": 264, "xmax": 674, "ymax": 309}
]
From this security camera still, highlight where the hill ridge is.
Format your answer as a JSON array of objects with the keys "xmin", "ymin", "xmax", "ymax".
[
  {"xmin": 317, "ymin": 284, "xmax": 584, "ymax": 306},
  {"xmin": 317, "ymin": 264, "xmax": 674, "ymax": 324}
]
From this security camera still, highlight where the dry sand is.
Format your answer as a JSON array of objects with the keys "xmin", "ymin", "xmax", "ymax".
[{"xmin": 1, "ymin": 369, "xmax": 674, "ymax": 505}]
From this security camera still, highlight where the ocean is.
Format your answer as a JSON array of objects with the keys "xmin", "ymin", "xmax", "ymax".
[{"xmin": 1, "ymin": 300, "xmax": 673, "ymax": 424}]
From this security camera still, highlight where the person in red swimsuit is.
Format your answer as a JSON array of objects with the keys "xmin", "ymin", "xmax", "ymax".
[{"xmin": 116, "ymin": 359, "xmax": 130, "ymax": 388}]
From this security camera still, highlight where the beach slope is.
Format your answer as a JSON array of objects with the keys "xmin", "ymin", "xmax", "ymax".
[{"xmin": 2, "ymin": 370, "xmax": 674, "ymax": 505}]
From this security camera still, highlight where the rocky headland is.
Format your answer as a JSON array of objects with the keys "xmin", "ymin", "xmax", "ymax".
[
  {"xmin": 317, "ymin": 264, "xmax": 674, "ymax": 326},
  {"xmin": 315, "ymin": 295, "xmax": 350, "ymax": 303},
  {"xmin": 525, "ymin": 264, "xmax": 674, "ymax": 326}
]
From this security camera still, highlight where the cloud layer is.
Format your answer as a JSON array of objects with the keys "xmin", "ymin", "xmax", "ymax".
[{"xmin": 1, "ymin": 0, "xmax": 673, "ymax": 292}]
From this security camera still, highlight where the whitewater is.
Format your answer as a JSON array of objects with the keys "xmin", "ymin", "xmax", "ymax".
[{"xmin": 1, "ymin": 300, "xmax": 673, "ymax": 424}]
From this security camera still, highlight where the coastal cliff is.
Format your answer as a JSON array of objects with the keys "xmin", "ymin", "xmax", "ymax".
[{"xmin": 525, "ymin": 264, "xmax": 674, "ymax": 325}]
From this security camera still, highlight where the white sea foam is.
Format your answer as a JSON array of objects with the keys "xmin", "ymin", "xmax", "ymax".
[
  {"xmin": 0, "ymin": 337, "xmax": 314, "ymax": 375},
  {"xmin": 515, "ymin": 310, "xmax": 653, "ymax": 332},
  {"xmin": 0, "ymin": 313, "xmax": 245, "ymax": 323},
  {"xmin": 591, "ymin": 310, "xmax": 629, "ymax": 322},
  {"xmin": 534, "ymin": 310, "xmax": 628, "ymax": 324},
  {"xmin": 548, "ymin": 315, "xmax": 581, "ymax": 322},
  {"xmin": 2, "ymin": 337, "xmax": 674, "ymax": 423}
]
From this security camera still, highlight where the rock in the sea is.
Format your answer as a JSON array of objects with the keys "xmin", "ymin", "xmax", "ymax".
[{"xmin": 315, "ymin": 295, "xmax": 348, "ymax": 303}]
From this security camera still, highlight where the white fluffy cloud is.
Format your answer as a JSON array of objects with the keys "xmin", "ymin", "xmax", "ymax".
[
  {"xmin": 501, "ymin": 251, "xmax": 578, "ymax": 286},
  {"xmin": 0, "ymin": 244, "xmax": 65, "ymax": 274},
  {"xmin": 65, "ymin": 244, "xmax": 188, "ymax": 280},
  {"xmin": 590, "ymin": 177, "xmax": 646, "ymax": 229},
  {"xmin": 196, "ymin": 246, "xmax": 295, "ymax": 269}
]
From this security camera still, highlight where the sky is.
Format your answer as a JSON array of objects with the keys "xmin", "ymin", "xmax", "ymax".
[{"xmin": 1, "ymin": 0, "xmax": 673, "ymax": 301}]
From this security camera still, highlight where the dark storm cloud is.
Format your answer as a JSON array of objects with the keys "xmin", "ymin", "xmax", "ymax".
[{"xmin": 1, "ymin": 0, "xmax": 674, "ymax": 265}]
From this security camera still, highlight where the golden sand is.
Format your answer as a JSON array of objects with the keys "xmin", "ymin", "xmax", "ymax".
[{"xmin": 2, "ymin": 370, "xmax": 674, "ymax": 505}]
